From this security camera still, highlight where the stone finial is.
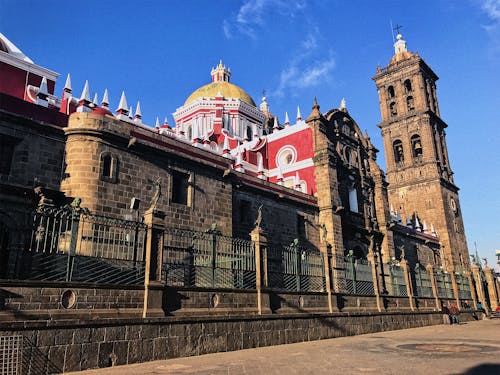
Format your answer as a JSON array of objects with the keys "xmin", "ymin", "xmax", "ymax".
[
  {"xmin": 116, "ymin": 91, "xmax": 128, "ymax": 112},
  {"xmin": 155, "ymin": 117, "xmax": 160, "ymax": 129},
  {"xmin": 134, "ymin": 102, "xmax": 142, "ymax": 124},
  {"xmin": 64, "ymin": 73, "xmax": 72, "ymax": 92},
  {"xmin": 394, "ymin": 33, "xmax": 407, "ymax": 55},
  {"xmin": 222, "ymin": 134, "xmax": 230, "ymax": 158},
  {"xmin": 128, "ymin": 106, "xmax": 134, "ymax": 119},
  {"xmin": 257, "ymin": 156, "xmax": 266, "ymax": 180},
  {"xmin": 277, "ymin": 168, "xmax": 284, "ymax": 185},
  {"xmin": 92, "ymin": 93, "xmax": 99, "ymax": 106},
  {"xmin": 36, "ymin": 77, "xmax": 49, "ymax": 107},
  {"xmin": 273, "ymin": 116, "xmax": 279, "ymax": 132},
  {"xmin": 79, "ymin": 80, "xmax": 91, "ymax": 101},
  {"xmin": 306, "ymin": 97, "xmax": 322, "ymax": 122},
  {"xmin": 284, "ymin": 112, "xmax": 290, "ymax": 127},
  {"xmin": 339, "ymin": 97, "xmax": 347, "ymax": 111},
  {"xmin": 102, "ymin": 89, "xmax": 109, "ymax": 107},
  {"xmin": 294, "ymin": 172, "xmax": 301, "ymax": 190},
  {"xmin": 296, "ymin": 106, "xmax": 302, "ymax": 121}
]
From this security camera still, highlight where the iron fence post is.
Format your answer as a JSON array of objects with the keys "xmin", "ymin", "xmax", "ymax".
[{"xmin": 66, "ymin": 210, "xmax": 80, "ymax": 281}]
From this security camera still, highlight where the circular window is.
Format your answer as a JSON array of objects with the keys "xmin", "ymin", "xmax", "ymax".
[
  {"xmin": 61, "ymin": 289, "xmax": 76, "ymax": 309},
  {"xmin": 210, "ymin": 293, "xmax": 220, "ymax": 308},
  {"xmin": 276, "ymin": 147, "xmax": 296, "ymax": 167}
]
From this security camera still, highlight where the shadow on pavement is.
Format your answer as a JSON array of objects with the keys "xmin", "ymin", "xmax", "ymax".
[{"xmin": 461, "ymin": 363, "xmax": 500, "ymax": 375}]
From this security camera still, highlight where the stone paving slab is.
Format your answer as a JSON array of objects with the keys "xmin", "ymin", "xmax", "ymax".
[{"xmin": 69, "ymin": 320, "xmax": 500, "ymax": 375}]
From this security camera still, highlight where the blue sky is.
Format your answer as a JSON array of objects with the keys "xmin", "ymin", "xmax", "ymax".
[{"xmin": 1, "ymin": 0, "xmax": 499, "ymax": 269}]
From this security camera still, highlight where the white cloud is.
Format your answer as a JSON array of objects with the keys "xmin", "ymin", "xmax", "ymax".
[
  {"xmin": 481, "ymin": 0, "xmax": 500, "ymax": 55},
  {"xmin": 224, "ymin": 0, "xmax": 307, "ymax": 39},
  {"xmin": 482, "ymin": 0, "xmax": 500, "ymax": 20},
  {"xmin": 272, "ymin": 28, "xmax": 336, "ymax": 98}
]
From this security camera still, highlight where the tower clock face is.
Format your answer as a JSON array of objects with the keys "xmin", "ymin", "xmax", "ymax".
[{"xmin": 450, "ymin": 198, "xmax": 457, "ymax": 213}]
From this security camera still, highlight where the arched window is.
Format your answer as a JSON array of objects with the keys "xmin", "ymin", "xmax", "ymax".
[
  {"xmin": 404, "ymin": 79, "xmax": 412, "ymax": 93},
  {"xmin": 102, "ymin": 155, "xmax": 112, "ymax": 178},
  {"xmin": 348, "ymin": 187, "xmax": 358, "ymax": 212},
  {"xmin": 387, "ymin": 86, "xmax": 395, "ymax": 98},
  {"xmin": 406, "ymin": 96, "xmax": 415, "ymax": 112},
  {"xmin": 100, "ymin": 153, "xmax": 118, "ymax": 183},
  {"xmin": 389, "ymin": 102, "xmax": 397, "ymax": 117},
  {"xmin": 411, "ymin": 134, "xmax": 423, "ymax": 158},
  {"xmin": 393, "ymin": 140, "xmax": 404, "ymax": 163}
]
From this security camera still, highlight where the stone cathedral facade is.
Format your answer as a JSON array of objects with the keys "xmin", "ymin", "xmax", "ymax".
[{"xmin": 0, "ymin": 32, "xmax": 471, "ymax": 277}]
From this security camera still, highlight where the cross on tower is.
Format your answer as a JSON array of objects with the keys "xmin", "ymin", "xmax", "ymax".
[{"xmin": 393, "ymin": 24, "xmax": 403, "ymax": 35}]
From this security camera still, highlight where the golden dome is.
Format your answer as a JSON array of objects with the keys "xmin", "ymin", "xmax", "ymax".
[{"xmin": 184, "ymin": 81, "xmax": 256, "ymax": 107}]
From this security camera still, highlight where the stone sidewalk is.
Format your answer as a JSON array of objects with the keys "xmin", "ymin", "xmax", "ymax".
[{"xmin": 69, "ymin": 319, "xmax": 500, "ymax": 375}]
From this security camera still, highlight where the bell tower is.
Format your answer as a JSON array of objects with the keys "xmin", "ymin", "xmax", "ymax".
[{"xmin": 373, "ymin": 33, "xmax": 469, "ymax": 270}]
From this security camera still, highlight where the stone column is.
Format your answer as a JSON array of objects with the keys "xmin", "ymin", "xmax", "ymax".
[
  {"xmin": 142, "ymin": 208, "xmax": 166, "ymax": 318},
  {"xmin": 465, "ymin": 270, "xmax": 478, "ymax": 309},
  {"xmin": 400, "ymin": 259, "xmax": 415, "ymax": 311},
  {"xmin": 449, "ymin": 270, "xmax": 461, "ymax": 309},
  {"xmin": 250, "ymin": 226, "xmax": 270, "ymax": 315},
  {"xmin": 367, "ymin": 251, "xmax": 382, "ymax": 312},
  {"xmin": 484, "ymin": 267, "xmax": 499, "ymax": 311},
  {"xmin": 426, "ymin": 264, "xmax": 440, "ymax": 310},
  {"xmin": 320, "ymin": 243, "xmax": 334, "ymax": 313},
  {"xmin": 471, "ymin": 264, "xmax": 488, "ymax": 313}
]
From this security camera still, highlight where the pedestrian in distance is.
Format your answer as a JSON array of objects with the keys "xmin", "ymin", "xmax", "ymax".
[{"xmin": 449, "ymin": 303, "xmax": 460, "ymax": 325}]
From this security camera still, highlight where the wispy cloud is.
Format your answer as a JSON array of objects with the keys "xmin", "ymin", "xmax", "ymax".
[
  {"xmin": 223, "ymin": 0, "xmax": 306, "ymax": 39},
  {"xmin": 482, "ymin": 0, "xmax": 500, "ymax": 20},
  {"xmin": 272, "ymin": 29, "xmax": 336, "ymax": 98},
  {"xmin": 481, "ymin": 0, "xmax": 500, "ymax": 55}
]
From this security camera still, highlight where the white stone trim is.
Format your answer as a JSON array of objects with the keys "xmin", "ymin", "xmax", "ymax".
[{"xmin": 268, "ymin": 158, "xmax": 314, "ymax": 177}]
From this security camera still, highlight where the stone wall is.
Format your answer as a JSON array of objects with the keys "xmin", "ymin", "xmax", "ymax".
[
  {"xmin": 0, "ymin": 282, "xmax": 144, "ymax": 321},
  {"xmin": 1, "ymin": 311, "xmax": 460, "ymax": 374}
]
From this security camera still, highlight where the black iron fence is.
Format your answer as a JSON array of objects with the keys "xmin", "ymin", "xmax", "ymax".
[
  {"xmin": 12, "ymin": 205, "xmax": 147, "ymax": 285},
  {"xmin": 267, "ymin": 241, "xmax": 325, "ymax": 292},
  {"xmin": 162, "ymin": 228, "xmax": 256, "ymax": 289},
  {"xmin": 436, "ymin": 271, "xmax": 454, "ymax": 299},
  {"xmin": 413, "ymin": 265, "xmax": 433, "ymax": 298},
  {"xmin": 342, "ymin": 255, "xmax": 375, "ymax": 295},
  {"xmin": 387, "ymin": 263, "xmax": 408, "ymax": 297},
  {"xmin": 455, "ymin": 273, "xmax": 472, "ymax": 300}
]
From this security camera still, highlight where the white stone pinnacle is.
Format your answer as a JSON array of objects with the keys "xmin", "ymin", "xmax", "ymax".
[
  {"xmin": 102, "ymin": 89, "xmax": 109, "ymax": 106},
  {"xmin": 117, "ymin": 91, "xmax": 128, "ymax": 112},
  {"xmin": 38, "ymin": 77, "xmax": 48, "ymax": 95},
  {"xmin": 80, "ymin": 80, "xmax": 90, "ymax": 101},
  {"xmin": 135, "ymin": 102, "xmax": 142, "ymax": 117},
  {"xmin": 297, "ymin": 106, "xmax": 301, "ymax": 120},
  {"xmin": 64, "ymin": 73, "xmax": 72, "ymax": 91}
]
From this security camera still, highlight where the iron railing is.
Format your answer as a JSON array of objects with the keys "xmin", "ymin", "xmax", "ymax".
[
  {"xmin": 436, "ymin": 272, "xmax": 454, "ymax": 299},
  {"xmin": 162, "ymin": 228, "xmax": 256, "ymax": 289},
  {"xmin": 413, "ymin": 266, "xmax": 433, "ymax": 298},
  {"xmin": 387, "ymin": 264, "xmax": 408, "ymax": 296},
  {"xmin": 14, "ymin": 205, "xmax": 147, "ymax": 285},
  {"xmin": 267, "ymin": 242, "xmax": 325, "ymax": 292},
  {"xmin": 344, "ymin": 255, "xmax": 375, "ymax": 295},
  {"xmin": 0, "ymin": 335, "xmax": 22, "ymax": 375},
  {"xmin": 455, "ymin": 273, "xmax": 472, "ymax": 300}
]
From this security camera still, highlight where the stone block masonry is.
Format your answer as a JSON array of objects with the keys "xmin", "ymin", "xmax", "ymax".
[{"xmin": 1, "ymin": 311, "xmax": 469, "ymax": 374}]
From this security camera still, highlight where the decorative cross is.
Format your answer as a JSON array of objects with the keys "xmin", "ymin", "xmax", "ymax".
[{"xmin": 393, "ymin": 24, "xmax": 403, "ymax": 35}]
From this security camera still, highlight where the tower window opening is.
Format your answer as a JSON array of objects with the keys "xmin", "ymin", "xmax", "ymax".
[
  {"xmin": 407, "ymin": 96, "xmax": 415, "ymax": 112},
  {"xmin": 393, "ymin": 140, "xmax": 404, "ymax": 163},
  {"xmin": 389, "ymin": 102, "xmax": 397, "ymax": 117},
  {"xmin": 387, "ymin": 86, "xmax": 395, "ymax": 98},
  {"xmin": 100, "ymin": 153, "xmax": 118, "ymax": 182},
  {"xmin": 348, "ymin": 187, "xmax": 359, "ymax": 213},
  {"xmin": 172, "ymin": 170, "xmax": 190, "ymax": 205},
  {"xmin": 411, "ymin": 134, "xmax": 423, "ymax": 158},
  {"xmin": 246, "ymin": 126, "xmax": 253, "ymax": 140},
  {"xmin": 0, "ymin": 135, "xmax": 17, "ymax": 175},
  {"xmin": 404, "ymin": 79, "xmax": 412, "ymax": 93}
]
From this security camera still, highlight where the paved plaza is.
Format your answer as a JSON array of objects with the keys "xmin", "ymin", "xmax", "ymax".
[{"xmin": 70, "ymin": 319, "xmax": 500, "ymax": 375}]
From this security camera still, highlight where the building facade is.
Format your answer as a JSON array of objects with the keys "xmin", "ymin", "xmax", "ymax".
[{"xmin": 0, "ymin": 32, "xmax": 473, "ymax": 280}]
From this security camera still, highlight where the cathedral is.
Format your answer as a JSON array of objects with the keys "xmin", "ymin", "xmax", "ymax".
[
  {"xmin": 0, "ymin": 31, "xmax": 470, "ymax": 272},
  {"xmin": 3, "ymin": 30, "xmax": 500, "ymax": 373}
]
